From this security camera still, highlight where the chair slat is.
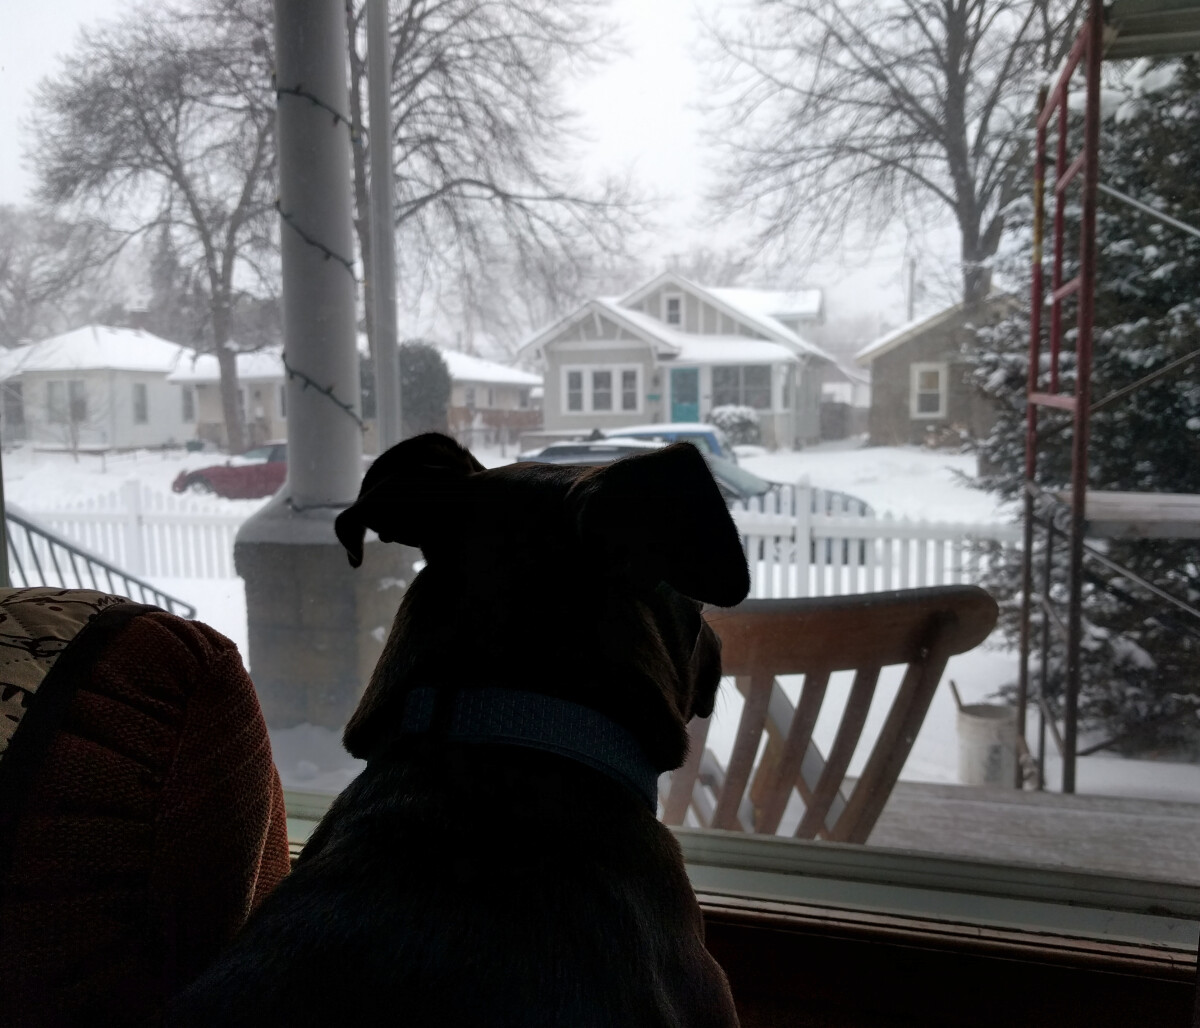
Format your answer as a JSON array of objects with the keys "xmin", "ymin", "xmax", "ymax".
[
  {"xmin": 796, "ymin": 665, "xmax": 880, "ymax": 839},
  {"xmin": 661, "ymin": 716, "xmax": 711, "ymax": 825},
  {"xmin": 711, "ymin": 673, "xmax": 772, "ymax": 830},
  {"xmin": 750, "ymin": 670, "xmax": 829, "ymax": 834}
]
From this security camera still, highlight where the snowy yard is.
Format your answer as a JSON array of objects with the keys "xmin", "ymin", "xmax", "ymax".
[{"xmin": 4, "ymin": 437, "xmax": 1199, "ymax": 805}]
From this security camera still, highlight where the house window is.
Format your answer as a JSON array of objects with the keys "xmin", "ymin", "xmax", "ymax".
[
  {"xmin": 182, "ymin": 386, "xmax": 196, "ymax": 423},
  {"xmin": 561, "ymin": 366, "xmax": 642, "ymax": 415},
  {"xmin": 487, "ymin": 387, "xmax": 495, "ymax": 408},
  {"xmin": 910, "ymin": 362, "xmax": 947, "ymax": 418},
  {"xmin": 133, "ymin": 383, "xmax": 148, "ymax": 424},
  {"xmin": 48, "ymin": 380, "xmax": 87, "ymax": 424},
  {"xmin": 46, "ymin": 381, "xmax": 66, "ymax": 424},
  {"xmin": 664, "ymin": 293, "xmax": 683, "ymax": 326},
  {"xmin": 566, "ymin": 371, "xmax": 583, "ymax": 412},
  {"xmin": 712, "ymin": 366, "xmax": 772, "ymax": 410},
  {"xmin": 621, "ymin": 370, "xmax": 638, "ymax": 412},
  {"xmin": 519, "ymin": 389, "xmax": 530, "ymax": 410},
  {"xmin": 592, "ymin": 371, "xmax": 612, "ymax": 411},
  {"xmin": 278, "ymin": 384, "xmax": 286, "ymax": 419},
  {"xmin": 464, "ymin": 386, "xmax": 477, "ymax": 409}
]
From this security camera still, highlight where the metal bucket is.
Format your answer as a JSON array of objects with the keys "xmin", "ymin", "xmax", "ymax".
[{"xmin": 956, "ymin": 703, "xmax": 1017, "ymax": 787}]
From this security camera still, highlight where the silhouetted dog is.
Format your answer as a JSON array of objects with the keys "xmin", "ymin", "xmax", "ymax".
[{"xmin": 168, "ymin": 432, "xmax": 749, "ymax": 1027}]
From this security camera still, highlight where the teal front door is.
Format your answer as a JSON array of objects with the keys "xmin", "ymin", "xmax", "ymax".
[{"xmin": 670, "ymin": 368, "xmax": 699, "ymax": 422}]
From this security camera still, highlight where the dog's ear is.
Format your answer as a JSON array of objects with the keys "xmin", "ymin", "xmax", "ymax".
[
  {"xmin": 569, "ymin": 444, "xmax": 750, "ymax": 607},
  {"xmin": 335, "ymin": 432, "xmax": 485, "ymax": 566}
]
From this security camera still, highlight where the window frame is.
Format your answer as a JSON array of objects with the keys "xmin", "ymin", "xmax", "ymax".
[
  {"xmin": 712, "ymin": 364, "xmax": 773, "ymax": 412},
  {"xmin": 281, "ymin": 786, "xmax": 1200, "ymax": 971},
  {"xmin": 910, "ymin": 361, "xmax": 948, "ymax": 419},
  {"xmin": 663, "ymin": 292, "xmax": 683, "ymax": 327},
  {"xmin": 560, "ymin": 364, "xmax": 642, "ymax": 415}
]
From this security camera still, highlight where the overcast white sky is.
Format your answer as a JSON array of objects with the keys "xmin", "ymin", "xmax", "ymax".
[{"xmin": 0, "ymin": 0, "xmax": 924, "ymax": 326}]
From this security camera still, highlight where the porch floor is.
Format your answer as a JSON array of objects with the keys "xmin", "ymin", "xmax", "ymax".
[{"xmin": 867, "ymin": 781, "xmax": 1200, "ymax": 884}]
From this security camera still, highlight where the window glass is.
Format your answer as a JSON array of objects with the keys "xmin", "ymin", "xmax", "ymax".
[
  {"xmin": 46, "ymin": 381, "xmax": 66, "ymax": 424},
  {"xmin": 566, "ymin": 370, "xmax": 583, "ymax": 412},
  {"xmin": 5, "ymin": 2, "xmax": 1199, "ymax": 926},
  {"xmin": 621, "ymin": 369, "xmax": 638, "ymax": 411},
  {"xmin": 591, "ymin": 370, "xmax": 612, "ymax": 411},
  {"xmin": 742, "ymin": 365, "xmax": 771, "ymax": 410},
  {"xmin": 712, "ymin": 366, "xmax": 739, "ymax": 407}
]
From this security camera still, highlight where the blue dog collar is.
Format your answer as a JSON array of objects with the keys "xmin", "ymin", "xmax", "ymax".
[{"xmin": 397, "ymin": 686, "xmax": 660, "ymax": 812}]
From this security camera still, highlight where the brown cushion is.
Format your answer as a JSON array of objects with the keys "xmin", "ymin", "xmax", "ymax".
[{"xmin": 0, "ymin": 595, "xmax": 290, "ymax": 1028}]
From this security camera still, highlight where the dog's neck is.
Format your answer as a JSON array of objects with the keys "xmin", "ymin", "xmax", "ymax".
[{"xmin": 394, "ymin": 685, "xmax": 660, "ymax": 811}]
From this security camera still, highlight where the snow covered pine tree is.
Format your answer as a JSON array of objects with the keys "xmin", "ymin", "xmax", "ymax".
[{"xmin": 970, "ymin": 57, "xmax": 1200, "ymax": 757}]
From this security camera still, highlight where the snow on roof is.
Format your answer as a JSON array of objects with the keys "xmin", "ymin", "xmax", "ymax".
[
  {"xmin": 168, "ymin": 346, "xmax": 285, "ymax": 383},
  {"xmin": 439, "ymin": 349, "xmax": 541, "ymax": 387},
  {"xmin": 6, "ymin": 325, "xmax": 189, "ymax": 376},
  {"xmin": 169, "ymin": 340, "xmax": 541, "ymax": 388},
  {"xmin": 854, "ymin": 304, "xmax": 967, "ymax": 364},
  {"xmin": 668, "ymin": 336, "xmax": 800, "ymax": 365},
  {"xmin": 708, "ymin": 287, "xmax": 822, "ymax": 321}
]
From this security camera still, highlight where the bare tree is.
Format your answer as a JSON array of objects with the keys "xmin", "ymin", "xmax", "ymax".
[
  {"xmin": 0, "ymin": 206, "xmax": 118, "ymax": 348},
  {"xmin": 31, "ymin": 0, "xmax": 277, "ymax": 453},
  {"xmin": 705, "ymin": 0, "xmax": 1084, "ymax": 305},
  {"xmin": 343, "ymin": 0, "xmax": 643, "ymax": 356}
]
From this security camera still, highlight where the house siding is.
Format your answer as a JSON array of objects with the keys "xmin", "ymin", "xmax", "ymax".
[
  {"xmin": 865, "ymin": 306, "xmax": 997, "ymax": 446},
  {"xmin": 22, "ymin": 369, "xmax": 191, "ymax": 450}
]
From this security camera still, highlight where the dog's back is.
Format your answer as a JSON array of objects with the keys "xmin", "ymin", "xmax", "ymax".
[{"xmin": 168, "ymin": 435, "xmax": 747, "ymax": 1027}]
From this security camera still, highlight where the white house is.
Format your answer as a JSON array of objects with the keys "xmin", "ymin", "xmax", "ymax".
[
  {"xmin": 0, "ymin": 326, "xmax": 192, "ymax": 450},
  {"xmin": 168, "ymin": 342, "xmax": 544, "ymax": 451},
  {"xmin": 439, "ymin": 348, "xmax": 542, "ymax": 448},
  {"xmin": 168, "ymin": 347, "xmax": 289, "ymax": 449},
  {"xmin": 517, "ymin": 272, "xmax": 833, "ymax": 449}
]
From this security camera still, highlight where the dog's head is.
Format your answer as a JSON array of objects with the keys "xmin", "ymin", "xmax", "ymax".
[{"xmin": 334, "ymin": 432, "xmax": 750, "ymax": 770}]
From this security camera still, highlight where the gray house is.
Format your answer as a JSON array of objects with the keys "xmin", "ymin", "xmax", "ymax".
[
  {"xmin": 518, "ymin": 272, "xmax": 832, "ymax": 449},
  {"xmin": 854, "ymin": 297, "xmax": 1013, "ymax": 447}
]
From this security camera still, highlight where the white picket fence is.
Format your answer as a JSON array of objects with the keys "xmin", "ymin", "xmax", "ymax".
[
  {"xmin": 24, "ymin": 478, "xmax": 1022, "ymax": 594},
  {"xmin": 28, "ymin": 480, "xmax": 246, "ymax": 579},
  {"xmin": 731, "ymin": 484, "xmax": 1021, "ymax": 598}
]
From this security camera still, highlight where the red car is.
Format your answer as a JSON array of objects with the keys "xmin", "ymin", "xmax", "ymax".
[{"xmin": 172, "ymin": 442, "xmax": 288, "ymax": 499}]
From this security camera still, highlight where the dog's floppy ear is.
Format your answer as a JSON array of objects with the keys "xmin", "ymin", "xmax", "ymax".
[
  {"xmin": 335, "ymin": 432, "xmax": 485, "ymax": 566},
  {"xmin": 570, "ymin": 443, "xmax": 750, "ymax": 607}
]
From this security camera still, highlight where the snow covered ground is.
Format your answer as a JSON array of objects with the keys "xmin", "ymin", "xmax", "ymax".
[{"xmin": 4, "ymin": 437, "xmax": 1199, "ymax": 804}]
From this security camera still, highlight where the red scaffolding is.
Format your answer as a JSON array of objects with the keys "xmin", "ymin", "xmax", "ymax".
[{"xmin": 1020, "ymin": 0, "xmax": 1200, "ymax": 792}]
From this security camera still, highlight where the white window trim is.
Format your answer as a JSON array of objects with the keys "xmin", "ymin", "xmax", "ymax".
[
  {"xmin": 561, "ymin": 364, "xmax": 643, "ymax": 416},
  {"xmin": 910, "ymin": 361, "xmax": 948, "ymax": 419}
]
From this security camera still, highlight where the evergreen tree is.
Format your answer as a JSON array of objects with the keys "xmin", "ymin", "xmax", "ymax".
[
  {"xmin": 971, "ymin": 57, "xmax": 1200, "ymax": 756},
  {"xmin": 398, "ymin": 341, "xmax": 451, "ymax": 439}
]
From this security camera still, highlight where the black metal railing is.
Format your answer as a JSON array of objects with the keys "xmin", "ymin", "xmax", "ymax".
[{"xmin": 4, "ymin": 503, "xmax": 196, "ymax": 618}]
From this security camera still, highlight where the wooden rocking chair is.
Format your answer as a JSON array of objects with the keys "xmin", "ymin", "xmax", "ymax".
[{"xmin": 661, "ymin": 585, "xmax": 998, "ymax": 844}]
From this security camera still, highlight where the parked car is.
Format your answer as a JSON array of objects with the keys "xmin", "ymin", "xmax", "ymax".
[
  {"xmin": 519, "ymin": 438, "xmax": 773, "ymax": 505},
  {"xmin": 172, "ymin": 442, "xmax": 288, "ymax": 499},
  {"xmin": 601, "ymin": 423, "xmax": 737, "ymax": 463}
]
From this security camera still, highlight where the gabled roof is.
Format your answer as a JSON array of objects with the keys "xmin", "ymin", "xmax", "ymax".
[
  {"xmin": 518, "ymin": 272, "xmax": 833, "ymax": 365},
  {"xmin": 439, "ymin": 349, "xmax": 541, "ymax": 387},
  {"xmin": 168, "ymin": 346, "xmax": 285, "ymax": 383},
  {"xmin": 854, "ymin": 294, "xmax": 1019, "ymax": 365},
  {"xmin": 3, "ymin": 325, "xmax": 189, "ymax": 377}
]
